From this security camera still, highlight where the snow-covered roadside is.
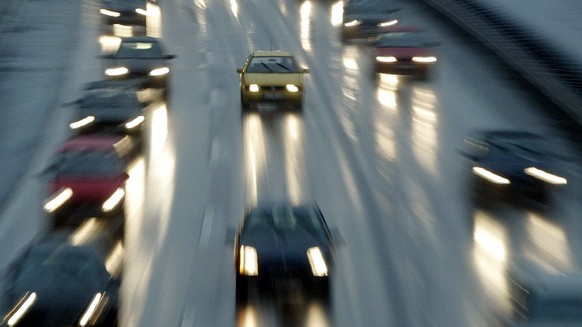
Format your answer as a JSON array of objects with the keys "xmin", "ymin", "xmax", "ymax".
[{"xmin": 0, "ymin": 0, "xmax": 86, "ymax": 272}]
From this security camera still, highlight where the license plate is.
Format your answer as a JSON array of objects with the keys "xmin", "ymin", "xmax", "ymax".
[{"xmin": 263, "ymin": 93, "xmax": 283, "ymax": 100}]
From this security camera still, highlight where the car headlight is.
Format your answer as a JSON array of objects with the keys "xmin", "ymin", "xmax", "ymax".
[
  {"xmin": 376, "ymin": 56, "xmax": 397, "ymax": 63},
  {"xmin": 412, "ymin": 56, "xmax": 437, "ymax": 63},
  {"xmin": 286, "ymin": 84, "xmax": 299, "ymax": 92},
  {"xmin": 125, "ymin": 115, "xmax": 145, "ymax": 129},
  {"xmin": 249, "ymin": 84, "xmax": 260, "ymax": 93},
  {"xmin": 5, "ymin": 292, "xmax": 37, "ymax": 326},
  {"xmin": 69, "ymin": 116, "xmax": 96, "ymax": 129},
  {"xmin": 377, "ymin": 19, "xmax": 398, "ymax": 27},
  {"xmin": 344, "ymin": 19, "xmax": 362, "ymax": 27},
  {"xmin": 524, "ymin": 167, "xmax": 567, "ymax": 185},
  {"xmin": 239, "ymin": 245, "xmax": 259, "ymax": 276},
  {"xmin": 100, "ymin": 9, "xmax": 120, "ymax": 17},
  {"xmin": 135, "ymin": 8, "xmax": 148, "ymax": 16},
  {"xmin": 105, "ymin": 67, "xmax": 129, "ymax": 77},
  {"xmin": 43, "ymin": 188, "xmax": 73, "ymax": 213},
  {"xmin": 102, "ymin": 188, "xmax": 125, "ymax": 212},
  {"xmin": 472, "ymin": 167, "xmax": 510, "ymax": 185},
  {"xmin": 307, "ymin": 247, "xmax": 328, "ymax": 277},
  {"xmin": 149, "ymin": 67, "xmax": 170, "ymax": 76}
]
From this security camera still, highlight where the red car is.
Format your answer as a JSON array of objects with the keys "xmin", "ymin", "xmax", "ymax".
[
  {"xmin": 44, "ymin": 135, "xmax": 135, "ymax": 221},
  {"xmin": 371, "ymin": 26, "xmax": 440, "ymax": 79}
]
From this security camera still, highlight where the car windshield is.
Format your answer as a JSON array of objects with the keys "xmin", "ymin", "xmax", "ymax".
[
  {"xmin": 56, "ymin": 150, "xmax": 123, "ymax": 175},
  {"xmin": 246, "ymin": 56, "xmax": 299, "ymax": 73},
  {"xmin": 115, "ymin": 41, "xmax": 163, "ymax": 59},
  {"xmin": 488, "ymin": 134, "xmax": 566, "ymax": 158},
  {"xmin": 376, "ymin": 32, "xmax": 435, "ymax": 47},
  {"xmin": 244, "ymin": 206, "xmax": 326, "ymax": 238}
]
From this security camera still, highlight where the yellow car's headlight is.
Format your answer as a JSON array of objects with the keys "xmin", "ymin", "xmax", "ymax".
[
  {"xmin": 412, "ymin": 56, "xmax": 437, "ymax": 63},
  {"xmin": 149, "ymin": 67, "xmax": 170, "ymax": 76},
  {"xmin": 249, "ymin": 84, "xmax": 260, "ymax": 93},
  {"xmin": 105, "ymin": 67, "xmax": 129, "ymax": 77},
  {"xmin": 307, "ymin": 247, "xmax": 328, "ymax": 277},
  {"xmin": 239, "ymin": 245, "xmax": 259, "ymax": 276},
  {"xmin": 286, "ymin": 84, "xmax": 299, "ymax": 92},
  {"xmin": 376, "ymin": 56, "xmax": 397, "ymax": 63}
]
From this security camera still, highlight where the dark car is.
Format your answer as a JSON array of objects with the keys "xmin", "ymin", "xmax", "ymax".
[
  {"xmin": 99, "ymin": 0, "xmax": 148, "ymax": 27},
  {"xmin": 370, "ymin": 26, "xmax": 440, "ymax": 79},
  {"xmin": 340, "ymin": 0, "xmax": 400, "ymax": 41},
  {"xmin": 43, "ymin": 135, "xmax": 136, "ymax": 223},
  {"xmin": 101, "ymin": 36, "xmax": 176, "ymax": 96},
  {"xmin": 0, "ymin": 227, "xmax": 122, "ymax": 327},
  {"xmin": 234, "ymin": 204, "xmax": 334, "ymax": 300},
  {"xmin": 68, "ymin": 80, "xmax": 149, "ymax": 136},
  {"xmin": 459, "ymin": 130, "xmax": 570, "ymax": 203}
]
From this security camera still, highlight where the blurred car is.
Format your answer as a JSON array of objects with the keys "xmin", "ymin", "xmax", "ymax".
[
  {"xmin": 101, "ymin": 36, "xmax": 176, "ymax": 96},
  {"xmin": 0, "ymin": 227, "xmax": 122, "ymax": 327},
  {"xmin": 43, "ymin": 135, "xmax": 136, "ymax": 223},
  {"xmin": 340, "ymin": 0, "xmax": 400, "ymax": 41},
  {"xmin": 370, "ymin": 26, "xmax": 440, "ymax": 78},
  {"xmin": 99, "ymin": 0, "xmax": 148, "ymax": 27},
  {"xmin": 68, "ymin": 80, "xmax": 149, "ymax": 136},
  {"xmin": 503, "ymin": 260, "xmax": 582, "ymax": 326},
  {"xmin": 236, "ymin": 51, "xmax": 309, "ymax": 111},
  {"xmin": 234, "ymin": 204, "xmax": 334, "ymax": 300},
  {"xmin": 459, "ymin": 130, "xmax": 569, "ymax": 203}
]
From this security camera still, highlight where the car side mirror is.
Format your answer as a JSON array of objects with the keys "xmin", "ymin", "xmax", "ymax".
[{"xmin": 236, "ymin": 68, "xmax": 243, "ymax": 73}]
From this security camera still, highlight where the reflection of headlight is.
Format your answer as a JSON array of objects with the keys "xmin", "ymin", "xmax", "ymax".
[
  {"xmin": 105, "ymin": 67, "xmax": 129, "ymax": 76},
  {"xmin": 69, "ymin": 116, "xmax": 96, "ymax": 129},
  {"xmin": 6, "ymin": 292, "xmax": 37, "ymax": 326},
  {"xmin": 307, "ymin": 247, "xmax": 328, "ymax": 277},
  {"xmin": 149, "ymin": 67, "xmax": 170, "ymax": 76},
  {"xmin": 135, "ymin": 8, "xmax": 148, "ymax": 16},
  {"xmin": 249, "ymin": 84, "xmax": 260, "ymax": 93},
  {"xmin": 376, "ymin": 56, "xmax": 397, "ymax": 63},
  {"xmin": 472, "ymin": 167, "xmax": 510, "ymax": 184},
  {"xmin": 102, "ymin": 188, "xmax": 125, "ymax": 212},
  {"xmin": 100, "ymin": 9, "xmax": 120, "ymax": 17},
  {"xmin": 125, "ymin": 116, "xmax": 145, "ymax": 129},
  {"xmin": 378, "ymin": 19, "xmax": 398, "ymax": 27},
  {"xmin": 286, "ymin": 84, "xmax": 299, "ymax": 92},
  {"xmin": 344, "ymin": 19, "xmax": 362, "ymax": 27},
  {"xmin": 239, "ymin": 245, "xmax": 259, "ymax": 276},
  {"xmin": 412, "ymin": 56, "xmax": 437, "ymax": 63},
  {"xmin": 525, "ymin": 167, "xmax": 567, "ymax": 185}
]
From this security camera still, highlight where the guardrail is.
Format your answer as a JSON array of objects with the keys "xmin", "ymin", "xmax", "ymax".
[{"xmin": 416, "ymin": 0, "xmax": 582, "ymax": 126}]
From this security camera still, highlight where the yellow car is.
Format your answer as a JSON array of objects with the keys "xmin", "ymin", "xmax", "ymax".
[{"xmin": 237, "ymin": 51, "xmax": 309, "ymax": 111}]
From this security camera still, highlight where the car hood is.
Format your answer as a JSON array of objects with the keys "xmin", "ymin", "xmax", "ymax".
[
  {"xmin": 241, "ymin": 229, "xmax": 326, "ymax": 258},
  {"xmin": 242, "ymin": 73, "xmax": 304, "ymax": 86},
  {"xmin": 78, "ymin": 106, "xmax": 142, "ymax": 122}
]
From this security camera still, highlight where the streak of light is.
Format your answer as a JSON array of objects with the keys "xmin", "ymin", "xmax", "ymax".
[
  {"xmin": 306, "ymin": 302, "xmax": 330, "ymax": 327},
  {"xmin": 113, "ymin": 24, "xmax": 133, "ymax": 37},
  {"xmin": 102, "ymin": 188, "xmax": 126, "ymax": 212},
  {"xmin": 105, "ymin": 241, "xmax": 125, "ymax": 275},
  {"xmin": 146, "ymin": 2, "xmax": 162, "ymax": 37},
  {"xmin": 300, "ymin": 1, "xmax": 313, "ymax": 52},
  {"xmin": 524, "ymin": 213, "xmax": 573, "ymax": 271},
  {"xmin": 99, "ymin": 35, "xmax": 121, "ymax": 54},
  {"xmin": 194, "ymin": 0, "xmax": 207, "ymax": 9},
  {"xmin": 237, "ymin": 304, "xmax": 259, "ymax": 327},
  {"xmin": 79, "ymin": 293, "xmax": 104, "ymax": 326},
  {"xmin": 472, "ymin": 210, "xmax": 510, "ymax": 312},
  {"xmin": 69, "ymin": 217, "xmax": 99, "ymax": 245},
  {"xmin": 283, "ymin": 114, "xmax": 304, "ymax": 204},
  {"xmin": 411, "ymin": 86, "xmax": 438, "ymax": 175},
  {"xmin": 330, "ymin": 1, "xmax": 344, "ymax": 26},
  {"xmin": 230, "ymin": 0, "xmax": 239, "ymax": 19},
  {"xmin": 243, "ymin": 114, "xmax": 265, "ymax": 206},
  {"xmin": 43, "ymin": 187, "xmax": 73, "ymax": 213},
  {"xmin": 378, "ymin": 74, "xmax": 400, "ymax": 90}
]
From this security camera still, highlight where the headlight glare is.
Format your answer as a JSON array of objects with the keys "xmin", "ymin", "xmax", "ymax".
[
  {"xmin": 525, "ymin": 167, "xmax": 567, "ymax": 185},
  {"xmin": 69, "ymin": 116, "xmax": 96, "ymax": 129},
  {"xmin": 344, "ymin": 19, "xmax": 362, "ymax": 27},
  {"xmin": 135, "ymin": 8, "xmax": 148, "ymax": 16},
  {"xmin": 100, "ymin": 9, "xmax": 120, "ymax": 17},
  {"xmin": 286, "ymin": 84, "xmax": 299, "ymax": 92},
  {"xmin": 376, "ymin": 56, "xmax": 397, "ymax": 63},
  {"xmin": 102, "ymin": 188, "xmax": 125, "ymax": 212},
  {"xmin": 125, "ymin": 116, "xmax": 145, "ymax": 129},
  {"xmin": 412, "ymin": 56, "xmax": 437, "ymax": 63},
  {"xmin": 307, "ymin": 247, "xmax": 328, "ymax": 277},
  {"xmin": 149, "ymin": 67, "xmax": 170, "ymax": 76},
  {"xmin": 472, "ymin": 167, "xmax": 511, "ymax": 184},
  {"xmin": 378, "ymin": 19, "xmax": 398, "ymax": 27},
  {"xmin": 239, "ymin": 245, "xmax": 259, "ymax": 276},
  {"xmin": 105, "ymin": 67, "xmax": 129, "ymax": 76},
  {"xmin": 249, "ymin": 84, "xmax": 260, "ymax": 92}
]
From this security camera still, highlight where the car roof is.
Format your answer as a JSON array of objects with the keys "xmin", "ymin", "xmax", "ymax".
[
  {"xmin": 251, "ymin": 50, "xmax": 293, "ymax": 57},
  {"xmin": 58, "ymin": 135, "xmax": 126, "ymax": 152}
]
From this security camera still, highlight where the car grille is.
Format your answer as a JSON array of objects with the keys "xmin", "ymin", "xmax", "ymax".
[{"xmin": 261, "ymin": 86, "xmax": 286, "ymax": 91}]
